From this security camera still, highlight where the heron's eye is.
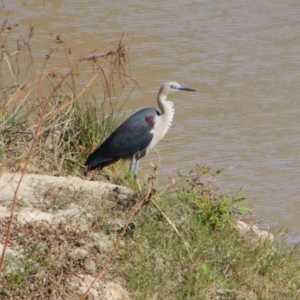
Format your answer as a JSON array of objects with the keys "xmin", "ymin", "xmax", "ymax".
[{"xmin": 170, "ymin": 85, "xmax": 175, "ymax": 89}]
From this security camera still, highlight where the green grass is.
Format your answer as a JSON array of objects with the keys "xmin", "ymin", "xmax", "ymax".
[
  {"xmin": 0, "ymin": 93, "xmax": 126, "ymax": 176},
  {"xmin": 0, "ymin": 148, "xmax": 3, "ymax": 162},
  {"xmin": 117, "ymin": 174, "xmax": 300, "ymax": 299}
]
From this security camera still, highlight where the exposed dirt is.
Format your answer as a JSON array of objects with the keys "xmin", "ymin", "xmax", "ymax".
[{"xmin": 0, "ymin": 173, "xmax": 134, "ymax": 300}]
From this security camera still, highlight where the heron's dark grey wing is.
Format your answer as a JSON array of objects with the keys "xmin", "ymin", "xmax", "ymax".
[{"xmin": 85, "ymin": 108, "xmax": 159, "ymax": 170}]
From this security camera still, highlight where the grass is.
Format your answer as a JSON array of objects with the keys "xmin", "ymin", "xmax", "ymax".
[
  {"xmin": 0, "ymin": 17, "xmax": 131, "ymax": 177},
  {"xmin": 0, "ymin": 17, "xmax": 300, "ymax": 300},
  {"xmin": 119, "ymin": 197, "xmax": 300, "ymax": 299},
  {"xmin": 1, "ymin": 167, "xmax": 300, "ymax": 299},
  {"xmin": 115, "ymin": 166, "xmax": 300, "ymax": 300}
]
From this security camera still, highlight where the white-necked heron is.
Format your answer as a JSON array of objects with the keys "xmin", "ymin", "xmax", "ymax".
[{"xmin": 85, "ymin": 81, "xmax": 196, "ymax": 177}]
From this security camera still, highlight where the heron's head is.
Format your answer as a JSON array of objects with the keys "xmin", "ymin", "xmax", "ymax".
[{"xmin": 160, "ymin": 81, "xmax": 196, "ymax": 95}]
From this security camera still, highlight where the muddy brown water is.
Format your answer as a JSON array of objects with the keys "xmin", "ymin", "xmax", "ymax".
[{"xmin": 3, "ymin": 0, "xmax": 300, "ymax": 242}]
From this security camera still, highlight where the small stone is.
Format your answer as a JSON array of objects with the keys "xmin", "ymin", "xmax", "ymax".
[
  {"xmin": 85, "ymin": 258, "xmax": 97, "ymax": 274},
  {"xmin": 69, "ymin": 247, "xmax": 89, "ymax": 260}
]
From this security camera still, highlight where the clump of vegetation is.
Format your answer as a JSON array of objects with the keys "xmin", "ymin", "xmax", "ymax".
[
  {"xmin": 172, "ymin": 165, "xmax": 249, "ymax": 230},
  {"xmin": 0, "ymin": 17, "xmax": 300, "ymax": 300},
  {"xmin": 0, "ymin": 17, "xmax": 132, "ymax": 177},
  {"xmin": 116, "ymin": 166, "xmax": 300, "ymax": 299}
]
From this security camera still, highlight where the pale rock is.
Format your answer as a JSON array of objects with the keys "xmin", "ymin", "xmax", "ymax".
[
  {"xmin": 237, "ymin": 220, "xmax": 274, "ymax": 242},
  {"xmin": 69, "ymin": 274, "xmax": 132, "ymax": 300},
  {"xmin": 0, "ymin": 173, "xmax": 133, "ymax": 207},
  {"xmin": 69, "ymin": 247, "xmax": 89, "ymax": 260}
]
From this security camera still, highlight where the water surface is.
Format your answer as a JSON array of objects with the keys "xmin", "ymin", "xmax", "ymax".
[{"xmin": 3, "ymin": 0, "xmax": 300, "ymax": 241}]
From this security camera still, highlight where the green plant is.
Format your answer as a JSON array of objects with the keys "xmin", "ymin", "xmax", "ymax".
[
  {"xmin": 7, "ymin": 259, "xmax": 38, "ymax": 289},
  {"xmin": 174, "ymin": 164, "xmax": 250, "ymax": 230},
  {"xmin": 0, "ymin": 147, "xmax": 3, "ymax": 161},
  {"xmin": 115, "ymin": 167, "xmax": 300, "ymax": 300}
]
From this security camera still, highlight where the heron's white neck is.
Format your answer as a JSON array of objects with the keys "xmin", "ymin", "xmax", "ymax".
[
  {"xmin": 157, "ymin": 92, "xmax": 174, "ymax": 123},
  {"xmin": 148, "ymin": 92, "xmax": 174, "ymax": 151}
]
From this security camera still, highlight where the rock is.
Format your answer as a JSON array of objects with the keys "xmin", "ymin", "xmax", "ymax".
[
  {"xmin": 0, "ymin": 243, "xmax": 21, "ymax": 258},
  {"xmin": 69, "ymin": 274, "xmax": 132, "ymax": 300},
  {"xmin": 0, "ymin": 173, "xmax": 133, "ymax": 207},
  {"xmin": 85, "ymin": 258, "xmax": 97, "ymax": 274},
  {"xmin": 103, "ymin": 281, "xmax": 131, "ymax": 300},
  {"xmin": 90, "ymin": 232, "xmax": 114, "ymax": 254},
  {"xmin": 53, "ymin": 203, "xmax": 90, "ymax": 225},
  {"xmin": 0, "ymin": 206, "xmax": 10, "ymax": 219},
  {"xmin": 16, "ymin": 207, "xmax": 54, "ymax": 224},
  {"xmin": 236, "ymin": 220, "xmax": 274, "ymax": 242},
  {"xmin": 0, "ymin": 173, "xmax": 134, "ymax": 299},
  {"xmin": 69, "ymin": 247, "xmax": 89, "ymax": 260}
]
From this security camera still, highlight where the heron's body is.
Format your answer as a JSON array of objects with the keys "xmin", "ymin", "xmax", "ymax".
[{"xmin": 85, "ymin": 82, "xmax": 195, "ymax": 177}]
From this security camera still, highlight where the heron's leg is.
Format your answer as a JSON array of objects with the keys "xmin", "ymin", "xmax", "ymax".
[
  {"xmin": 133, "ymin": 159, "xmax": 140, "ymax": 178},
  {"xmin": 129, "ymin": 154, "xmax": 136, "ymax": 173}
]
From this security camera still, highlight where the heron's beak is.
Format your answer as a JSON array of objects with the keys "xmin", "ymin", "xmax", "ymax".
[{"xmin": 178, "ymin": 86, "xmax": 196, "ymax": 92}]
